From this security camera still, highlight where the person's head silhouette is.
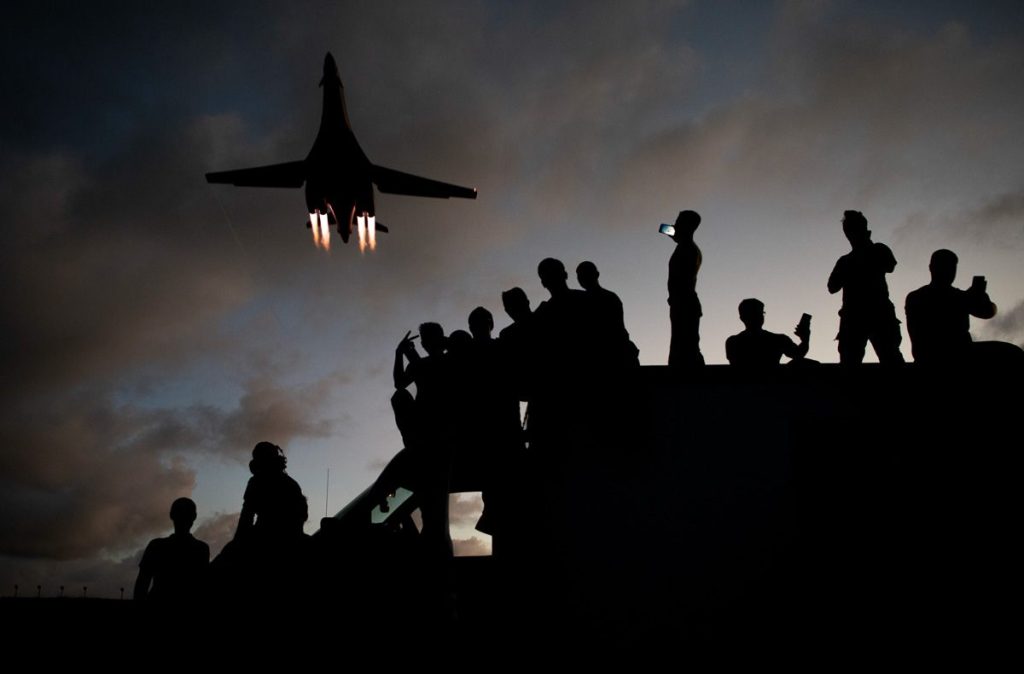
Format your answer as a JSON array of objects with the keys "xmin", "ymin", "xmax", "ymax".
[
  {"xmin": 169, "ymin": 497, "xmax": 197, "ymax": 535},
  {"xmin": 929, "ymin": 249, "xmax": 958, "ymax": 287},
  {"xmin": 468, "ymin": 306, "xmax": 494, "ymax": 340},
  {"xmin": 672, "ymin": 210, "xmax": 701, "ymax": 242},
  {"xmin": 502, "ymin": 287, "xmax": 531, "ymax": 322},
  {"xmin": 538, "ymin": 258, "xmax": 569, "ymax": 295},
  {"xmin": 842, "ymin": 210, "xmax": 870, "ymax": 247},
  {"xmin": 419, "ymin": 322, "xmax": 446, "ymax": 357},
  {"xmin": 250, "ymin": 441, "xmax": 286, "ymax": 475},
  {"xmin": 576, "ymin": 261, "xmax": 600, "ymax": 291},
  {"xmin": 738, "ymin": 298, "xmax": 766, "ymax": 330}
]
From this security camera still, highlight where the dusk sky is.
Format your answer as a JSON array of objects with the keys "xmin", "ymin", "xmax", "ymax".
[{"xmin": 3, "ymin": 0, "xmax": 1023, "ymax": 595}]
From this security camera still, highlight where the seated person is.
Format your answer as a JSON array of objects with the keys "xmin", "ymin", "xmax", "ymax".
[
  {"xmin": 726, "ymin": 298, "xmax": 810, "ymax": 366},
  {"xmin": 905, "ymin": 249, "xmax": 997, "ymax": 364},
  {"xmin": 235, "ymin": 442, "xmax": 308, "ymax": 543},
  {"xmin": 134, "ymin": 497, "xmax": 210, "ymax": 601}
]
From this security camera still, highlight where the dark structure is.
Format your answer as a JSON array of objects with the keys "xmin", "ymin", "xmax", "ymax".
[{"xmin": 314, "ymin": 360, "xmax": 1020, "ymax": 653}]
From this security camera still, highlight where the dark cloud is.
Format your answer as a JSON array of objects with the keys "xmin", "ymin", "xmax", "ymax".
[
  {"xmin": 614, "ymin": 15, "xmax": 1024, "ymax": 221},
  {"xmin": 0, "ymin": 551, "xmax": 140, "ymax": 599},
  {"xmin": 0, "ymin": 369, "xmax": 341, "ymax": 560},
  {"xmin": 897, "ymin": 188, "xmax": 1024, "ymax": 249}
]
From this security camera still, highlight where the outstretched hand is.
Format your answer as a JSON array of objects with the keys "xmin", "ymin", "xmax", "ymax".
[{"xmin": 397, "ymin": 330, "xmax": 419, "ymax": 355}]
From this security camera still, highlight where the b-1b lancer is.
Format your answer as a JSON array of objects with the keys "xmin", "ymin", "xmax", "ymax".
[{"xmin": 206, "ymin": 53, "xmax": 477, "ymax": 251}]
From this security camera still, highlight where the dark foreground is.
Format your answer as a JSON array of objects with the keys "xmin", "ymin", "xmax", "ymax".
[{"xmin": 3, "ymin": 363, "xmax": 1019, "ymax": 658}]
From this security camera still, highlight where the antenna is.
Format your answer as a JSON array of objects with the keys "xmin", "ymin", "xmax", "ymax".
[{"xmin": 325, "ymin": 468, "xmax": 330, "ymax": 517}]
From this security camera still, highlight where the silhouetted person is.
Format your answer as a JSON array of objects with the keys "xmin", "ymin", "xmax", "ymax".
[
  {"xmin": 235, "ymin": 442, "xmax": 308, "ymax": 543},
  {"xmin": 577, "ymin": 260, "xmax": 639, "ymax": 366},
  {"xmin": 667, "ymin": 210, "xmax": 705, "ymax": 367},
  {"xmin": 827, "ymin": 210, "xmax": 905, "ymax": 364},
  {"xmin": 498, "ymin": 287, "xmax": 534, "ymax": 404},
  {"xmin": 134, "ymin": 497, "xmax": 209, "ymax": 601},
  {"xmin": 905, "ymin": 249, "xmax": 997, "ymax": 364},
  {"xmin": 725, "ymin": 299, "xmax": 810, "ymax": 366},
  {"xmin": 466, "ymin": 306, "xmax": 523, "ymax": 546},
  {"xmin": 394, "ymin": 324, "xmax": 455, "ymax": 564},
  {"xmin": 533, "ymin": 257, "xmax": 601, "ymax": 392}
]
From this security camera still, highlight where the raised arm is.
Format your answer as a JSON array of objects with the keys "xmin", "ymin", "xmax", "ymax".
[
  {"xmin": 393, "ymin": 331, "xmax": 420, "ymax": 390},
  {"xmin": 786, "ymin": 321, "xmax": 811, "ymax": 360}
]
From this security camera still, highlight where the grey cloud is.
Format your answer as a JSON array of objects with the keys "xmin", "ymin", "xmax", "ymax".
[
  {"xmin": 193, "ymin": 511, "xmax": 240, "ymax": 559},
  {"xmin": 613, "ymin": 16, "xmax": 1024, "ymax": 221},
  {"xmin": 449, "ymin": 493, "xmax": 484, "ymax": 528},
  {"xmin": 897, "ymin": 189, "xmax": 1024, "ymax": 248},
  {"xmin": 982, "ymin": 298, "xmax": 1024, "ymax": 346},
  {"xmin": 0, "ymin": 370, "xmax": 342, "ymax": 561},
  {"xmin": 453, "ymin": 536, "xmax": 491, "ymax": 557}
]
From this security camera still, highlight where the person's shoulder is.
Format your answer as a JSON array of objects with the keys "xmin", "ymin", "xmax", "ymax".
[
  {"xmin": 905, "ymin": 283, "xmax": 933, "ymax": 306},
  {"xmin": 140, "ymin": 536, "xmax": 167, "ymax": 563},
  {"xmin": 872, "ymin": 241, "xmax": 896, "ymax": 260},
  {"xmin": 771, "ymin": 331, "xmax": 797, "ymax": 348}
]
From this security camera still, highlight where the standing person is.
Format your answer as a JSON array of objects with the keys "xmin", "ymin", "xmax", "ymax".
[
  {"xmin": 666, "ymin": 210, "xmax": 705, "ymax": 367},
  {"xmin": 394, "ymin": 324, "xmax": 455, "ymax": 565},
  {"xmin": 576, "ymin": 261, "xmax": 639, "ymax": 367},
  {"xmin": 134, "ymin": 497, "xmax": 210, "ymax": 601},
  {"xmin": 905, "ymin": 249, "xmax": 997, "ymax": 364},
  {"xmin": 827, "ymin": 210, "xmax": 905, "ymax": 364},
  {"xmin": 234, "ymin": 442, "xmax": 308, "ymax": 544}
]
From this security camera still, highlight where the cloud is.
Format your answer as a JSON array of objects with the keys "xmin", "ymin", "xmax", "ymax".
[
  {"xmin": 448, "ymin": 492, "xmax": 484, "ymax": 529},
  {"xmin": 453, "ymin": 536, "xmax": 491, "ymax": 557},
  {"xmin": 193, "ymin": 511, "xmax": 240, "ymax": 559},
  {"xmin": 0, "ymin": 552, "xmax": 140, "ymax": 599},
  {"xmin": 613, "ymin": 15, "xmax": 1024, "ymax": 225},
  {"xmin": 982, "ymin": 298, "xmax": 1024, "ymax": 346},
  {"xmin": 0, "ymin": 368, "xmax": 342, "ymax": 561},
  {"xmin": 897, "ymin": 188, "xmax": 1024, "ymax": 249}
]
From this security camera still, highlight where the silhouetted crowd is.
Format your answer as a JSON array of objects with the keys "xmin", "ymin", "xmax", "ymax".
[{"xmin": 134, "ymin": 208, "xmax": 1021, "ymax": 610}]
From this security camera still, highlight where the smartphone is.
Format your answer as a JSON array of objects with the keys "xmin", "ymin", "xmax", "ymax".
[
  {"xmin": 659, "ymin": 223, "xmax": 676, "ymax": 237},
  {"xmin": 798, "ymin": 313, "xmax": 812, "ymax": 332},
  {"xmin": 971, "ymin": 275, "xmax": 985, "ymax": 288}
]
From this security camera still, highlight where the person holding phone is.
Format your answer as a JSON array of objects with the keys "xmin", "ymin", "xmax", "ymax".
[
  {"xmin": 664, "ymin": 210, "xmax": 705, "ymax": 368},
  {"xmin": 725, "ymin": 299, "xmax": 811, "ymax": 366},
  {"xmin": 905, "ymin": 249, "xmax": 997, "ymax": 364},
  {"xmin": 827, "ymin": 210, "xmax": 905, "ymax": 364}
]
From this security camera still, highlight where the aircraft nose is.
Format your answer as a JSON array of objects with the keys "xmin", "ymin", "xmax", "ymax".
[{"xmin": 324, "ymin": 52, "xmax": 339, "ymax": 76}]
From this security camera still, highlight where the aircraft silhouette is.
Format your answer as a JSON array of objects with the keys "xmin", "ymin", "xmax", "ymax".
[{"xmin": 206, "ymin": 53, "xmax": 477, "ymax": 249}]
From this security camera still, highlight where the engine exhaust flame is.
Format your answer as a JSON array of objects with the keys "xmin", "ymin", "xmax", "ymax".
[
  {"xmin": 367, "ymin": 215, "xmax": 377, "ymax": 251},
  {"xmin": 356, "ymin": 214, "xmax": 367, "ymax": 254},
  {"xmin": 310, "ymin": 212, "xmax": 320, "ymax": 248},
  {"xmin": 318, "ymin": 212, "xmax": 330, "ymax": 251}
]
